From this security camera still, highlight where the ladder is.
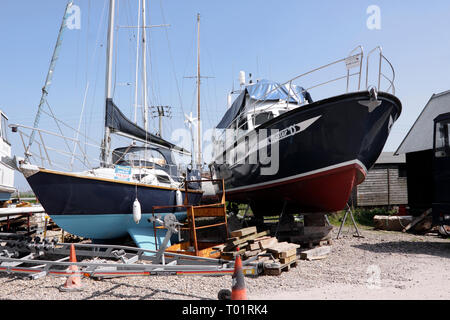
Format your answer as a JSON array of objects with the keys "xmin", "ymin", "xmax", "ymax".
[{"xmin": 151, "ymin": 179, "xmax": 229, "ymax": 258}]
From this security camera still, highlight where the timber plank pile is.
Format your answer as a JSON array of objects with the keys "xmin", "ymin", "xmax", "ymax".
[{"xmin": 214, "ymin": 226, "xmax": 301, "ymax": 276}]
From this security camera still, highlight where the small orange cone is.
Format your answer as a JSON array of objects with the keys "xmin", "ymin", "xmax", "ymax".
[
  {"xmin": 59, "ymin": 244, "xmax": 83, "ymax": 292},
  {"xmin": 231, "ymin": 247, "xmax": 247, "ymax": 300}
]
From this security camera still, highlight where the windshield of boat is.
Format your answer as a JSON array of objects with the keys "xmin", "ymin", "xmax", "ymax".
[
  {"xmin": 253, "ymin": 112, "xmax": 274, "ymax": 127},
  {"xmin": 119, "ymin": 148, "xmax": 168, "ymax": 167}
]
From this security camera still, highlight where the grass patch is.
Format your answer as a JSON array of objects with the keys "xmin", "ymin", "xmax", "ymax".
[
  {"xmin": 328, "ymin": 207, "xmax": 398, "ymax": 228},
  {"xmin": 226, "ymin": 201, "xmax": 397, "ymax": 229}
]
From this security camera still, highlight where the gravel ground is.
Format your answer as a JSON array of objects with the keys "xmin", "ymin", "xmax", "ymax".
[{"xmin": 0, "ymin": 228, "xmax": 449, "ymax": 300}]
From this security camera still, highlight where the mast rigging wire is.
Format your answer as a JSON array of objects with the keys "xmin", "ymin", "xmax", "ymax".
[{"xmin": 158, "ymin": 0, "xmax": 187, "ymax": 119}]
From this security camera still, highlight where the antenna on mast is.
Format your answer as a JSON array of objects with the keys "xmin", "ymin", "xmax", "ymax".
[{"xmin": 151, "ymin": 105, "xmax": 171, "ymax": 138}]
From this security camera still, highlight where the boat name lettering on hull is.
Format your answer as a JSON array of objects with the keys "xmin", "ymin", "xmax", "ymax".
[
  {"xmin": 214, "ymin": 115, "xmax": 321, "ymax": 176},
  {"xmin": 266, "ymin": 115, "xmax": 322, "ymax": 146}
]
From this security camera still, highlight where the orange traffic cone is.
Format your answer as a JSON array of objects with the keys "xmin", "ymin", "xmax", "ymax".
[
  {"xmin": 59, "ymin": 244, "xmax": 83, "ymax": 292},
  {"xmin": 231, "ymin": 247, "xmax": 247, "ymax": 300}
]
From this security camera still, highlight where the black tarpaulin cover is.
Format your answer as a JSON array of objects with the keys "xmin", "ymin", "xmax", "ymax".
[
  {"xmin": 216, "ymin": 90, "xmax": 247, "ymax": 129},
  {"xmin": 105, "ymin": 98, "xmax": 189, "ymax": 153},
  {"xmin": 216, "ymin": 79, "xmax": 307, "ymax": 129}
]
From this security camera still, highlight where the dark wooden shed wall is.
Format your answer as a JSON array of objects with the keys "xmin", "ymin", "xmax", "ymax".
[{"xmin": 356, "ymin": 163, "xmax": 408, "ymax": 207}]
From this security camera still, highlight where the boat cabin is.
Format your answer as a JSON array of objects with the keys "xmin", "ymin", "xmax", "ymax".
[
  {"xmin": 217, "ymin": 79, "xmax": 313, "ymax": 150},
  {"xmin": 112, "ymin": 146, "xmax": 180, "ymax": 179}
]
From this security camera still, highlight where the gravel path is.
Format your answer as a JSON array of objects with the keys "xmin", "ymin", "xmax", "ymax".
[{"xmin": 0, "ymin": 229, "xmax": 449, "ymax": 300}]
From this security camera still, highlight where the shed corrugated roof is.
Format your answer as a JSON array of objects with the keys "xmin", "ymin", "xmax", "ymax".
[{"xmin": 395, "ymin": 90, "xmax": 450, "ymax": 155}]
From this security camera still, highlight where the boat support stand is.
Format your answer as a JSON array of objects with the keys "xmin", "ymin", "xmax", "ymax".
[
  {"xmin": 274, "ymin": 200, "xmax": 288, "ymax": 238},
  {"xmin": 336, "ymin": 205, "xmax": 364, "ymax": 239}
]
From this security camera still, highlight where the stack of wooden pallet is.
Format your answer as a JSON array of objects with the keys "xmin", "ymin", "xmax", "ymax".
[
  {"xmin": 262, "ymin": 240, "xmax": 300, "ymax": 276},
  {"xmin": 214, "ymin": 226, "xmax": 270, "ymax": 261},
  {"xmin": 214, "ymin": 226, "xmax": 300, "ymax": 276}
]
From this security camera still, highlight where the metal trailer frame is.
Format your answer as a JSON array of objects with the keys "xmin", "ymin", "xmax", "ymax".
[{"xmin": 0, "ymin": 233, "xmax": 262, "ymax": 280}]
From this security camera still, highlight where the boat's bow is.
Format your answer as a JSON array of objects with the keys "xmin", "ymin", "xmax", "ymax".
[{"xmin": 210, "ymin": 88, "xmax": 402, "ymax": 215}]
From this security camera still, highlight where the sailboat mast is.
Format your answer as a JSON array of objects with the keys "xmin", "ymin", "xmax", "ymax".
[
  {"xmin": 26, "ymin": 0, "xmax": 74, "ymax": 160},
  {"xmin": 101, "ymin": 0, "xmax": 116, "ymax": 166},
  {"xmin": 196, "ymin": 13, "xmax": 202, "ymax": 170},
  {"xmin": 142, "ymin": 0, "xmax": 149, "ymax": 133},
  {"xmin": 134, "ymin": 0, "xmax": 141, "ymax": 123}
]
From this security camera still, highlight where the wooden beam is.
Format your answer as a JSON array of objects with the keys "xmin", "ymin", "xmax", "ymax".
[
  {"xmin": 402, "ymin": 208, "xmax": 432, "ymax": 232},
  {"xmin": 258, "ymin": 237, "xmax": 279, "ymax": 250},
  {"xmin": 230, "ymin": 226, "xmax": 257, "ymax": 238},
  {"xmin": 225, "ymin": 230, "xmax": 270, "ymax": 249},
  {"xmin": 300, "ymin": 245, "xmax": 332, "ymax": 261}
]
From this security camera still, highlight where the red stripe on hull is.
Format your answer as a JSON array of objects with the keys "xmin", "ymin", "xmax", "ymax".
[{"xmin": 226, "ymin": 163, "xmax": 366, "ymax": 213}]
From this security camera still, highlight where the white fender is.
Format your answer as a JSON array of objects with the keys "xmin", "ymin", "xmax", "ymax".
[
  {"xmin": 176, "ymin": 189, "xmax": 183, "ymax": 206},
  {"xmin": 133, "ymin": 198, "xmax": 142, "ymax": 224}
]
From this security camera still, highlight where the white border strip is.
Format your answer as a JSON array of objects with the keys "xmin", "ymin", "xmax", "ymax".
[{"xmin": 225, "ymin": 159, "xmax": 368, "ymax": 193}]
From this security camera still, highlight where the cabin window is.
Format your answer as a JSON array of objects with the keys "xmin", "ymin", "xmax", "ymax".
[
  {"xmin": 146, "ymin": 149, "xmax": 167, "ymax": 166},
  {"xmin": 237, "ymin": 115, "xmax": 248, "ymax": 131},
  {"xmin": 230, "ymin": 119, "xmax": 237, "ymax": 130},
  {"xmin": 1, "ymin": 115, "xmax": 8, "ymax": 144},
  {"xmin": 253, "ymin": 112, "xmax": 274, "ymax": 127},
  {"xmin": 124, "ymin": 149, "xmax": 167, "ymax": 167},
  {"xmin": 133, "ymin": 174, "xmax": 148, "ymax": 181},
  {"xmin": 156, "ymin": 174, "xmax": 171, "ymax": 184},
  {"xmin": 435, "ymin": 121, "xmax": 450, "ymax": 158}
]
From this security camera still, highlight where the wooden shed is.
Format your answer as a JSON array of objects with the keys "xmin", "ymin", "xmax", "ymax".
[{"xmin": 351, "ymin": 152, "xmax": 408, "ymax": 207}]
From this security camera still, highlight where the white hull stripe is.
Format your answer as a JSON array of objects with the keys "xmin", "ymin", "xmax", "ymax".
[{"xmin": 224, "ymin": 159, "xmax": 368, "ymax": 193}]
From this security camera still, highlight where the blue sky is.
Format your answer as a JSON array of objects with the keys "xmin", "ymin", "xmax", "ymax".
[{"xmin": 1, "ymin": 0, "xmax": 450, "ymax": 190}]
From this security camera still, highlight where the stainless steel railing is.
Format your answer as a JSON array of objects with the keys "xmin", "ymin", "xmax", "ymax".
[
  {"xmin": 9, "ymin": 123, "xmax": 192, "ymax": 180},
  {"xmin": 365, "ymin": 46, "xmax": 395, "ymax": 95},
  {"xmin": 10, "ymin": 123, "xmax": 101, "ymax": 172},
  {"xmin": 213, "ymin": 45, "xmax": 397, "ymax": 155}
]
